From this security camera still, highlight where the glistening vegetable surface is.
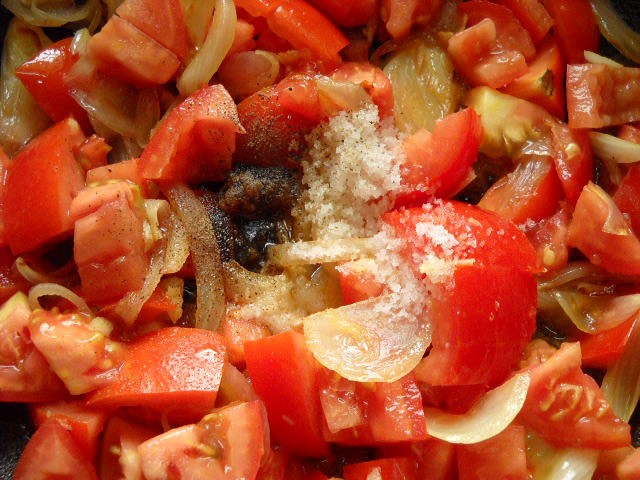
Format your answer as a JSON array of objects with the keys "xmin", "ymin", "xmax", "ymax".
[{"xmin": 2, "ymin": 0, "xmax": 640, "ymax": 479}]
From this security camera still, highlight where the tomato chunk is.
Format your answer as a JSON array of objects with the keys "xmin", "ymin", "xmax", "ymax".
[
  {"xmin": 496, "ymin": 0, "xmax": 553, "ymax": 44},
  {"xmin": 343, "ymin": 458, "xmax": 417, "ymax": 480},
  {"xmin": 543, "ymin": 0, "xmax": 599, "ymax": 64},
  {"xmin": 3, "ymin": 118, "xmax": 85, "ymax": 255},
  {"xmin": 139, "ymin": 84, "xmax": 243, "ymax": 182}
]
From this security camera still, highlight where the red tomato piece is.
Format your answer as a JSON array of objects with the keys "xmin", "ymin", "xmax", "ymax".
[
  {"xmin": 568, "ymin": 182, "xmax": 640, "ymax": 276},
  {"xmin": 222, "ymin": 309, "xmax": 270, "ymax": 367},
  {"xmin": 619, "ymin": 123, "xmax": 640, "ymax": 144},
  {"xmin": 382, "ymin": 0, "xmax": 444, "ymax": 39},
  {"xmin": 0, "ymin": 147, "xmax": 8, "ymax": 247},
  {"xmin": 138, "ymin": 400, "xmax": 268, "ymax": 480},
  {"xmin": 13, "ymin": 419, "xmax": 99, "ymax": 480},
  {"xmin": 380, "ymin": 438, "xmax": 457, "ymax": 480},
  {"xmin": 86, "ymin": 158, "xmax": 144, "ymax": 186},
  {"xmin": 88, "ymin": 15, "xmax": 181, "ymax": 87},
  {"xmin": 420, "ymin": 383, "xmax": 488, "ymax": 414},
  {"xmin": 457, "ymin": 424, "xmax": 527, "ymax": 480},
  {"xmin": 618, "ymin": 448, "xmax": 640, "ymax": 480},
  {"xmin": 139, "ymin": 84, "xmax": 243, "ymax": 183},
  {"xmin": 99, "ymin": 416, "xmax": 161, "ymax": 480},
  {"xmin": 30, "ymin": 400, "xmax": 107, "ymax": 460},
  {"xmin": 115, "ymin": 0, "xmax": 191, "ymax": 60},
  {"xmin": 551, "ymin": 123, "xmax": 593, "ymax": 205},
  {"xmin": 0, "ymin": 247, "xmax": 30, "ymax": 303},
  {"xmin": 496, "ymin": 0, "xmax": 553, "ymax": 44},
  {"xmin": 331, "ymin": 62, "xmax": 395, "ymax": 120},
  {"xmin": 245, "ymin": 330, "xmax": 330, "ymax": 457},
  {"xmin": 256, "ymin": 447, "xmax": 306, "ymax": 480},
  {"xmin": 15, "ymin": 37, "xmax": 92, "ymax": 133},
  {"xmin": 501, "ymin": 36, "xmax": 566, "ymax": 120},
  {"xmin": 0, "ymin": 292, "xmax": 67, "ymax": 402},
  {"xmin": 235, "ymin": 0, "xmax": 287, "ymax": 17},
  {"xmin": 398, "ymin": 107, "xmax": 482, "ymax": 206},
  {"xmin": 307, "ymin": 0, "xmax": 377, "ymax": 28},
  {"xmin": 543, "ymin": 0, "xmax": 599, "ymax": 64},
  {"xmin": 524, "ymin": 203, "xmax": 571, "ymax": 271},
  {"xmin": 275, "ymin": 75, "xmax": 326, "ymax": 122},
  {"xmin": 567, "ymin": 63, "xmax": 640, "ymax": 129},
  {"xmin": 3, "ymin": 118, "xmax": 85, "ymax": 255},
  {"xmin": 76, "ymin": 134, "xmax": 111, "ymax": 171},
  {"xmin": 519, "ymin": 341, "xmax": 630, "ymax": 449},
  {"xmin": 343, "ymin": 457, "xmax": 417, "ymax": 480},
  {"xmin": 614, "ymin": 164, "xmax": 640, "ymax": 235},
  {"xmin": 579, "ymin": 317, "xmax": 636, "ymax": 369},
  {"xmin": 337, "ymin": 258, "xmax": 385, "ymax": 304},
  {"xmin": 266, "ymin": 0, "xmax": 349, "ymax": 64},
  {"xmin": 478, "ymin": 155, "xmax": 564, "ymax": 224}
]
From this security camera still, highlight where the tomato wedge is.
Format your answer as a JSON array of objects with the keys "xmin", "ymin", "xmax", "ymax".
[{"xmin": 543, "ymin": 0, "xmax": 599, "ymax": 64}]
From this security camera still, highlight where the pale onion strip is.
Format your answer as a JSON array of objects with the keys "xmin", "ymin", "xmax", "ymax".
[
  {"xmin": 304, "ymin": 293, "xmax": 431, "ymax": 383},
  {"xmin": 177, "ymin": 0, "xmax": 236, "ymax": 96},
  {"xmin": 590, "ymin": 131, "xmax": 640, "ymax": 164},
  {"xmin": 113, "ymin": 246, "xmax": 165, "ymax": 326},
  {"xmin": 590, "ymin": 0, "xmax": 640, "ymax": 64},
  {"xmin": 28, "ymin": 283, "xmax": 93, "ymax": 316},
  {"xmin": 163, "ymin": 183, "xmax": 225, "ymax": 331},
  {"xmin": 268, "ymin": 238, "xmax": 378, "ymax": 267},
  {"xmin": 179, "ymin": 0, "xmax": 216, "ymax": 47},
  {"xmin": 424, "ymin": 373, "xmax": 530, "ymax": 444},
  {"xmin": 584, "ymin": 50, "xmax": 624, "ymax": 67},
  {"xmin": 602, "ymin": 316, "xmax": 640, "ymax": 421},
  {"xmin": 2, "ymin": 0, "xmax": 102, "ymax": 29},
  {"xmin": 527, "ymin": 433, "xmax": 600, "ymax": 480},
  {"xmin": 553, "ymin": 291, "xmax": 640, "ymax": 333},
  {"xmin": 162, "ymin": 213, "xmax": 190, "ymax": 275},
  {"xmin": 15, "ymin": 257, "xmax": 75, "ymax": 286}
]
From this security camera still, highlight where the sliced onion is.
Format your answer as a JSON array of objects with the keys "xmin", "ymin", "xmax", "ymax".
[
  {"xmin": 2, "ymin": 0, "xmax": 103, "ymax": 32},
  {"xmin": 424, "ymin": 372, "xmax": 530, "ymax": 444},
  {"xmin": 15, "ymin": 257, "xmax": 75, "ymax": 286},
  {"xmin": 303, "ymin": 293, "xmax": 431, "ymax": 382},
  {"xmin": 315, "ymin": 77, "xmax": 372, "ymax": 116},
  {"xmin": 28, "ymin": 283, "xmax": 93, "ymax": 316},
  {"xmin": 590, "ymin": 0, "xmax": 640, "ymax": 64},
  {"xmin": 268, "ymin": 238, "xmax": 378, "ymax": 267},
  {"xmin": 590, "ymin": 131, "xmax": 640, "ymax": 164},
  {"xmin": 179, "ymin": 0, "xmax": 215, "ymax": 47},
  {"xmin": 526, "ymin": 432, "xmax": 599, "ymax": 480},
  {"xmin": 163, "ymin": 183, "xmax": 225, "ymax": 331},
  {"xmin": 584, "ymin": 50, "xmax": 624, "ymax": 67},
  {"xmin": 143, "ymin": 199, "xmax": 170, "ymax": 250},
  {"xmin": 602, "ymin": 316, "xmax": 640, "ymax": 421},
  {"xmin": 162, "ymin": 213, "xmax": 190, "ymax": 275},
  {"xmin": 177, "ymin": 0, "xmax": 236, "ymax": 96}
]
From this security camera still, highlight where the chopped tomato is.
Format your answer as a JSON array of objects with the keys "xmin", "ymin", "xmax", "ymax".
[
  {"xmin": 543, "ymin": 0, "xmax": 599, "ymax": 64},
  {"xmin": 139, "ymin": 84, "xmax": 243, "ymax": 183},
  {"xmin": 579, "ymin": 317, "xmax": 636, "ymax": 369},
  {"xmin": 138, "ymin": 400, "xmax": 268, "ymax": 480},
  {"xmin": 29, "ymin": 310, "xmax": 124, "ymax": 395},
  {"xmin": 380, "ymin": 438, "xmax": 457, "ymax": 480},
  {"xmin": 478, "ymin": 155, "xmax": 564, "ymax": 224},
  {"xmin": 614, "ymin": 164, "xmax": 640, "ymax": 235},
  {"xmin": 501, "ymin": 36, "xmax": 566, "ymax": 120},
  {"xmin": 275, "ymin": 75, "xmax": 326, "ymax": 122},
  {"xmin": 256, "ymin": 447, "xmax": 306, "ymax": 480},
  {"xmin": 398, "ymin": 107, "xmax": 482, "ymax": 205},
  {"xmin": 457, "ymin": 424, "xmax": 527, "ymax": 480},
  {"xmin": 331, "ymin": 62, "xmax": 395, "ymax": 120},
  {"xmin": 245, "ymin": 330, "xmax": 330, "ymax": 457},
  {"xmin": 519, "ymin": 341, "xmax": 630, "ymax": 449},
  {"xmin": 76, "ymin": 135, "xmax": 111, "ymax": 171},
  {"xmin": 343, "ymin": 457, "xmax": 417, "ymax": 480},
  {"xmin": 420, "ymin": 383, "xmax": 488, "ymax": 414},
  {"xmin": 619, "ymin": 123, "xmax": 640, "ymax": 144},
  {"xmin": 524, "ymin": 203, "xmax": 571, "ymax": 271},
  {"xmin": 617, "ymin": 448, "xmax": 640, "ymax": 480},
  {"xmin": 86, "ymin": 158, "xmax": 145, "ymax": 186},
  {"xmin": 30, "ymin": 399, "xmax": 107, "ymax": 460},
  {"xmin": 88, "ymin": 327, "xmax": 226, "ymax": 423},
  {"xmin": 15, "ymin": 37, "xmax": 92, "ymax": 133},
  {"xmin": 217, "ymin": 362, "xmax": 260, "ymax": 406},
  {"xmin": 87, "ymin": 15, "xmax": 181, "ymax": 87},
  {"xmin": 13, "ymin": 419, "xmax": 99, "ymax": 480},
  {"xmin": 550, "ymin": 123, "xmax": 593, "ymax": 205},
  {"xmin": 0, "ymin": 292, "xmax": 67, "ymax": 402},
  {"xmin": 115, "ymin": 0, "xmax": 191, "ymax": 60},
  {"xmin": 222, "ymin": 310, "xmax": 270, "ymax": 368},
  {"xmin": 381, "ymin": 0, "xmax": 444, "ymax": 40},
  {"xmin": 496, "ymin": 0, "xmax": 553, "ymax": 44},
  {"xmin": 307, "ymin": 0, "xmax": 377, "ymax": 28},
  {"xmin": 3, "ymin": 118, "xmax": 85, "ymax": 255},
  {"xmin": 266, "ymin": 0, "xmax": 348, "ymax": 65},
  {"xmin": 235, "ymin": 0, "xmax": 287, "ymax": 17},
  {"xmin": 337, "ymin": 258, "xmax": 385, "ymax": 304},
  {"xmin": 567, "ymin": 63, "xmax": 640, "ymax": 129},
  {"xmin": 0, "ymin": 247, "xmax": 31, "ymax": 303},
  {"xmin": 567, "ymin": 182, "xmax": 640, "ymax": 276}
]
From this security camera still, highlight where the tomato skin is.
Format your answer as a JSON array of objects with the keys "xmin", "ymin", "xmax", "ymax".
[
  {"xmin": 139, "ymin": 84, "xmax": 243, "ymax": 183},
  {"xmin": 519, "ymin": 342, "xmax": 630, "ymax": 449},
  {"xmin": 614, "ymin": 164, "xmax": 640, "ymax": 235},
  {"xmin": 568, "ymin": 182, "xmax": 640, "ymax": 276},
  {"xmin": 543, "ymin": 0, "xmax": 599, "ymax": 64},
  {"xmin": 88, "ymin": 327, "xmax": 226, "ymax": 424},
  {"xmin": 496, "ymin": 0, "xmax": 553, "ymax": 44},
  {"xmin": 307, "ymin": 0, "xmax": 376, "ymax": 27},
  {"xmin": 550, "ymin": 124, "xmax": 593, "ymax": 205},
  {"xmin": 14, "ymin": 419, "xmax": 99, "ymax": 480},
  {"xmin": 343, "ymin": 458, "xmax": 418, "ymax": 480},
  {"xmin": 15, "ymin": 38, "xmax": 92, "ymax": 133},
  {"xmin": 579, "ymin": 317, "xmax": 636, "ymax": 369},
  {"xmin": 245, "ymin": 331, "xmax": 330, "ymax": 457},
  {"xmin": 524, "ymin": 203, "xmax": 571, "ymax": 271},
  {"xmin": 457, "ymin": 425, "xmax": 527, "ymax": 480},
  {"xmin": 331, "ymin": 62, "xmax": 395, "ymax": 120},
  {"xmin": 3, "ymin": 118, "xmax": 85, "ymax": 255}
]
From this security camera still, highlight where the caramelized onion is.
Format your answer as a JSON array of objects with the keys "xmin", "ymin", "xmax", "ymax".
[
  {"xmin": 268, "ymin": 238, "xmax": 378, "ymax": 267},
  {"xmin": 590, "ymin": 0, "xmax": 640, "ymax": 64},
  {"xmin": 28, "ymin": 283, "xmax": 92, "ymax": 316},
  {"xmin": 162, "ymin": 213, "xmax": 190, "ymax": 275},
  {"xmin": 424, "ymin": 373, "xmax": 530, "ymax": 444},
  {"xmin": 303, "ymin": 294, "xmax": 431, "ymax": 382},
  {"xmin": 163, "ymin": 183, "xmax": 225, "ymax": 331}
]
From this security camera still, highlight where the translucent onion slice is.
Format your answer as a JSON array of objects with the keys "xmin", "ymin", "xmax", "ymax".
[
  {"xmin": 304, "ymin": 293, "xmax": 431, "ymax": 383},
  {"xmin": 315, "ymin": 77, "xmax": 372, "ymax": 115},
  {"xmin": 28, "ymin": 283, "xmax": 93, "ymax": 316},
  {"xmin": 602, "ymin": 316, "xmax": 640, "ymax": 421},
  {"xmin": 590, "ymin": 0, "xmax": 640, "ymax": 64},
  {"xmin": 424, "ymin": 372, "xmax": 530, "ymax": 444},
  {"xmin": 584, "ymin": 50, "xmax": 624, "ymax": 67},
  {"xmin": 268, "ymin": 238, "xmax": 378, "ymax": 267},
  {"xmin": 2, "ymin": 0, "xmax": 102, "ymax": 32},
  {"xmin": 526, "ymin": 432, "xmax": 599, "ymax": 480},
  {"xmin": 163, "ymin": 183, "xmax": 225, "ymax": 331},
  {"xmin": 180, "ymin": 0, "xmax": 216, "ymax": 47},
  {"xmin": 177, "ymin": 0, "xmax": 236, "ymax": 96},
  {"xmin": 590, "ymin": 131, "xmax": 640, "ymax": 164},
  {"xmin": 162, "ymin": 213, "xmax": 189, "ymax": 275},
  {"xmin": 15, "ymin": 257, "xmax": 75, "ymax": 286}
]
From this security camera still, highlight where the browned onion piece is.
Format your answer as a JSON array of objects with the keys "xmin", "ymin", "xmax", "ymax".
[
  {"xmin": 28, "ymin": 283, "xmax": 93, "ymax": 316},
  {"xmin": 162, "ymin": 212, "xmax": 190, "ymax": 274},
  {"xmin": 303, "ymin": 293, "xmax": 431, "ymax": 382},
  {"xmin": 163, "ymin": 183, "xmax": 225, "ymax": 330}
]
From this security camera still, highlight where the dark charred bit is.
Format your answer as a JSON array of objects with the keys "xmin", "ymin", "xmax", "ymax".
[
  {"xmin": 219, "ymin": 164, "xmax": 301, "ymax": 218},
  {"xmin": 196, "ymin": 190, "xmax": 236, "ymax": 263},
  {"xmin": 234, "ymin": 216, "xmax": 282, "ymax": 272}
]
